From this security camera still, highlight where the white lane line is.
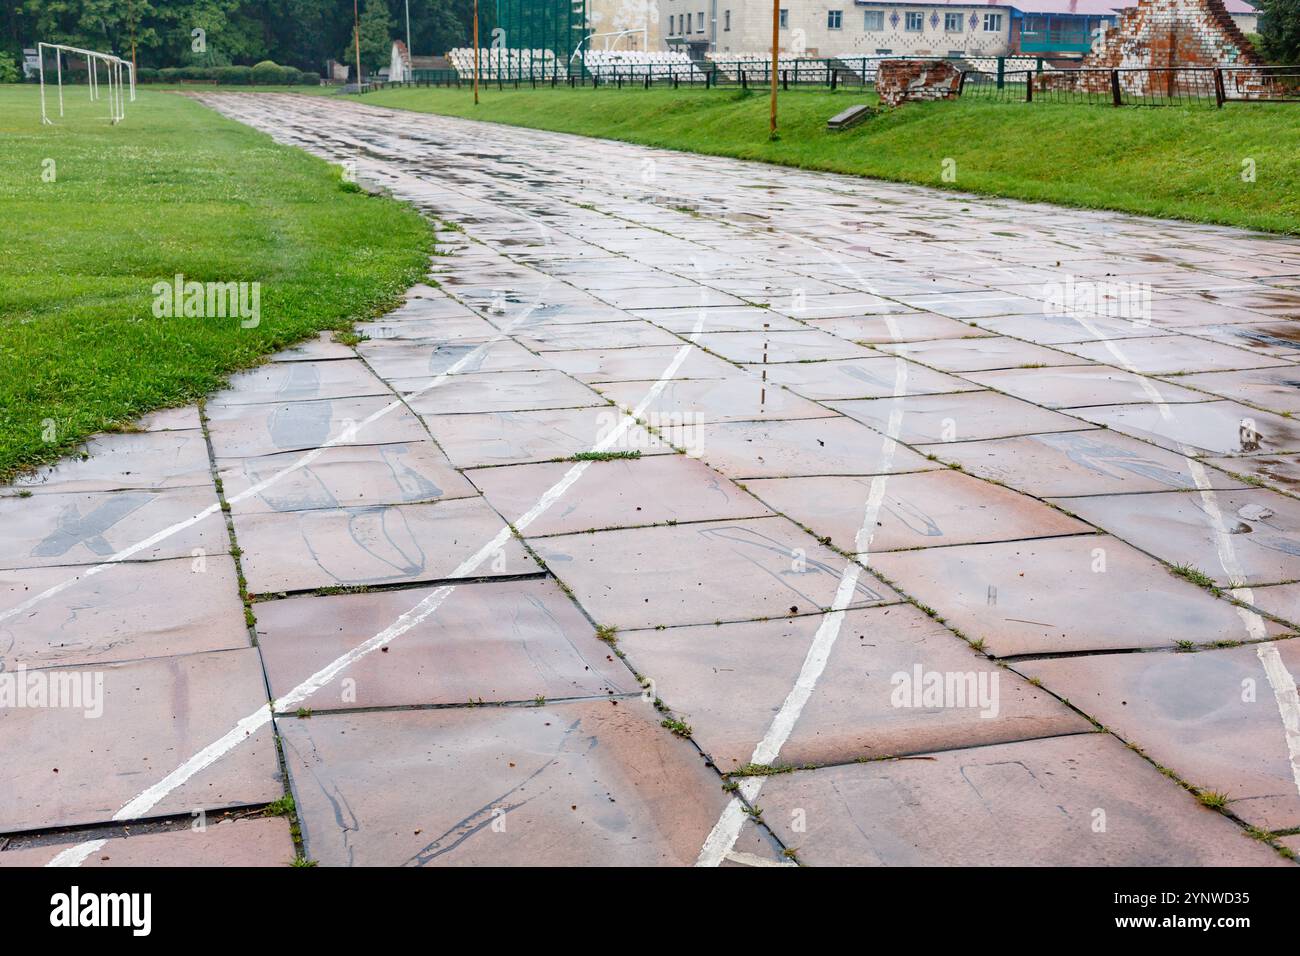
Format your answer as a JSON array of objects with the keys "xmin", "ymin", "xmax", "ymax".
[
  {"xmin": 1256, "ymin": 642, "xmax": 1300, "ymax": 797},
  {"xmin": 695, "ymin": 334, "xmax": 908, "ymax": 867},
  {"xmin": 0, "ymin": 318, "xmax": 523, "ymax": 628},
  {"xmin": 47, "ymin": 319, "xmax": 707, "ymax": 868}
]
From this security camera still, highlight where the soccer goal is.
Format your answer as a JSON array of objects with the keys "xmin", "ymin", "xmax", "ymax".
[{"xmin": 38, "ymin": 42, "xmax": 135, "ymax": 125}]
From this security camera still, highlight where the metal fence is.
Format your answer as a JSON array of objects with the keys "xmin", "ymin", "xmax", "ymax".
[
  {"xmin": 961, "ymin": 65, "xmax": 1300, "ymax": 106},
  {"xmin": 364, "ymin": 55, "xmax": 1300, "ymax": 108}
]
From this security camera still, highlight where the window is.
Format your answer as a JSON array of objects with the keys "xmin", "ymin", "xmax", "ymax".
[
  {"xmin": 905, "ymin": 11, "xmax": 924, "ymax": 31},
  {"xmin": 669, "ymin": 14, "xmax": 675, "ymax": 33},
  {"xmin": 724, "ymin": 9, "xmax": 731, "ymax": 30},
  {"xmin": 944, "ymin": 12, "xmax": 963, "ymax": 31},
  {"xmin": 779, "ymin": 8, "xmax": 788, "ymax": 28},
  {"xmin": 864, "ymin": 10, "xmax": 884, "ymax": 30},
  {"xmin": 983, "ymin": 12, "xmax": 1003, "ymax": 31},
  {"xmin": 697, "ymin": 11, "xmax": 704, "ymax": 31},
  {"xmin": 827, "ymin": 9, "xmax": 842, "ymax": 28},
  {"xmin": 875, "ymin": 47, "xmax": 892, "ymax": 54}
]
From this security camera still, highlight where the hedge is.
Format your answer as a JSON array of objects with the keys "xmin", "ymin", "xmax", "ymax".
[{"xmin": 135, "ymin": 62, "xmax": 320, "ymax": 86}]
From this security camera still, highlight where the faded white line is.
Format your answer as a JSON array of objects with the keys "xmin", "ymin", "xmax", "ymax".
[{"xmin": 48, "ymin": 319, "xmax": 707, "ymax": 868}]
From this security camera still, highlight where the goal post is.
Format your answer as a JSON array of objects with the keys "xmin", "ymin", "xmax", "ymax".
[{"xmin": 38, "ymin": 42, "xmax": 134, "ymax": 126}]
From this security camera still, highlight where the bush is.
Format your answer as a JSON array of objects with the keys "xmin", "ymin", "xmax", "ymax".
[
  {"xmin": 214, "ymin": 65, "xmax": 252, "ymax": 85},
  {"xmin": 250, "ymin": 59, "xmax": 285, "ymax": 85},
  {"xmin": 299, "ymin": 71, "xmax": 321, "ymax": 86},
  {"xmin": 136, "ymin": 67, "xmax": 160, "ymax": 82},
  {"xmin": 0, "ymin": 52, "xmax": 18, "ymax": 84},
  {"xmin": 159, "ymin": 66, "xmax": 185, "ymax": 81}
]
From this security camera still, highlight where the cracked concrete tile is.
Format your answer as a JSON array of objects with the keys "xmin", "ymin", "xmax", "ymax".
[
  {"xmin": 359, "ymin": 338, "xmax": 545, "ymax": 378},
  {"xmin": 878, "ymin": 336, "xmax": 1076, "ymax": 372},
  {"xmin": 695, "ymin": 416, "xmax": 941, "ymax": 478},
  {"xmin": 205, "ymin": 395, "xmax": 427, "ymax": 458},
  {"xmin": 972, "ymin": 311, "xmax": 1174, "ymax": 345},
  {"xmin": 966, "ymin": 365, "xmax": 1205, "ymax": 409},
  {"xmin": 741, "ymin": 357, "xmax": 978, "ymax": 401},
  {"xmin": 533, "ymin": 516, "xmax": 897, "ymax": 630},
  {"xmin": 423, "ymin": 407, "xmax": 667, "ymax": 468},
  {"xmin": 0, "ymin": 817, "xmax": 295, "ymax": 867},
  {"xmin": 233, "ymin": 496, "xmax": 537, "ymax": 594},
  {"xmin": 1055, "ymin": 335, "xmax": 1289, "ymax": 374},
  {"xmin": 542, "ymin": 345, "xmax": 737, "ymax": 383},
  {"xmin": 1050, "ymin": 488, "xmax": 1300, "ymax": 587},
  {"xmin": 1074, "ymin": 401, "xmax": 1300, "ymax": 456},
  {"xmin": 1173, "ymin": 366, "xmax": 1300, "ymax": 416},
  {"xmin": 271, "ymin": 331, "xmax": 355, "ymax": 362},
  {"xmin": 920, "ymin": 430, "xmax": 1244, "ymax": 497},
  {"xmin": 280, "ymin": 700, "xmax": 729, "ymax": 866},
  {"xmin": 1018, "ymin": 642, "xmax": 1300, "ymax": 832},
  {"xmin": 468, "ymin": 454, "xmax": 770, "ymax": 536},
  {"xmin": 10, "ymin": 430, "xmax": 213, "ymax": 494},
  {"xmin": 0, "ymin": 556, "xmax": 249, "ymax": 669},
  {"xmin": 630, "ymin": 305, "xmax": 804, "ymax": 333},
  {"xmin": 869, "ymin": 535, "xmax": 1278, "ymax": 656},
  {"xmin": 1246, "ymin": 582, "xmax": 1300, "ymax": 626},
  {"xmin": 515, "ymin": 320, "xmax": 684, "ymax": 351},
  {"xmin": 757, "ymin": 734, "xmax": 1282, "ymax": 866},
  {"xmin": 598, "ymin": 377, "xmax": 836, "ymax": 424},
  {"xmin": 217, "ymin": 441, "xmax": 476, "ymax": 514},
  {"xmin": 694, "ymin": 330, "xmax": 876, "ymax": 364},
  {"xmin": 831, "ymin": 392, "xmax": 1089, "ymax": 444},
  {"xmin": 403, "ymin": 369, "xmax": 604, "ymax": 415},
  {"xmin": 0, "ymin": 649, "xmax": 282, "ymax": 834},
  {"xmin": 747, "ymin": 470, "xmax": 1089, "ymax": 553},
  {"xmin": 0, "ymin": 487, "xmax": 227, "ymax": 570},
  {"xmin": 209, "ymin": 360, "xmax": 387, "ymax": 407},
  {"xmin": 620, "ymin": 604, "xmax": 1088, "ymax": 770},
  {"xmin": 257, "ymin": 579, "xmax": 630, "ymax": 710},
  {"xmin": 806, "ymin": 313, "xmax": 985, "ymax": 344}
]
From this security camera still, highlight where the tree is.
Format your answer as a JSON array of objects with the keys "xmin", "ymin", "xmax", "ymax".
[
  {"xmin": 345, "ymin": 0, "xmax": 392, "ymax": 74},
  {"xmin": 1257, "ymin": 0, "xmax": 1300, "ymax": 63}
]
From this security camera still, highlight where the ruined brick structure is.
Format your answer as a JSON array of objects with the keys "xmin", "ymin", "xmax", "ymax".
[
  {"xmin": 877, "ymin": 59, "xmax": 962, "ymax": 108},
  {"xmin": 1071, "ymin": 0, "xmax": 1261, "ymax": 95}
]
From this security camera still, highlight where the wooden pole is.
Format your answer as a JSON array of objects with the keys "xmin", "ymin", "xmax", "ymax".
[
  {"xmin": 769, "ymin": 0, "xmax": 780, "ymax": 136},
  {"xmin": 353, "ymin": 0, "xmax": 362, "ymax": 88}
]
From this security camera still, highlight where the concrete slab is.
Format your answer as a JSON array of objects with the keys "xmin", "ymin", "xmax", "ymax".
[
  {"xmin": 469, "ymin": 453, "xmax": 770, "ymax": 536},
  {"xmin": 1075, "ymin": 401, "xmax": 1300, "ymax": 456},
  {"xmin": 0, "ymin": 556, "xmax": 249, "ymax": 668},
  {"xmin": 1051, "ymin": 488, "xmax": 1300, "ymax": 587},
  {"xmin": 423, "ymin": 407, "xmax": 668, "ymax": 469},
  {"xmin": 0, "ymin": 817, "xmax": 295, "ymax": 867},
  {"xmin": 830, "ymin": 392, "xmax": 1090, "ymax": 444},
  {"xmin": 747, "ymin": 470, "xmax": 1090, "ymax": 553},
  {"xmin": 257, "ymin": 579, "xmax": 631, "ymax": 710},
  {"xmin": 205, "ymin": 395, "xmax": 428, "ymax": 458},
  {"xmin": 870, "ymin": 535, "xmax": 1276, "ymax": 656},
  {"xmin": 1019, "ymin": 642, "xmax": 1300, "ymax": 832},
  {"xmin": 280, "ymin": 700, "xmax": 730, "ymax": 866},
  {"xmin": 533, "ymin": 516, "xmax": 897, "ymax": 630},
  {"xmin": 695, "ymin": 416, "xmax": 941, "ymax": 478},
  {"xmin": 233, "ymin": 496, "xmax": 537, "ymax": 594},
  {"xmin": 967, "ymin": 364, "xmax": 1205, "ymax": 409},
  {"xmin": 621, "ymin": 603, "xmax": 1089, "ymax": 770},
  {"xmin": 741, "ymin": 357, "xmax": 979, "ymax": 401},
  {"xmin": 757, "ymin": 734, "xmax": 1282, "ymax": 866},
  {"xmin": 0, "ymin": 649, "xmax": 282, "ymax": 834},
  {"xmin": 879, "ymin": 336, "xmax": 1077, "ymax": 372},
  {"xmin": 11, "ymin": 430, "xmax": 213, "ymax": 494},
  {"xmin": 597, "ymin": 377, "xmax": 837, "ymax": 424}
]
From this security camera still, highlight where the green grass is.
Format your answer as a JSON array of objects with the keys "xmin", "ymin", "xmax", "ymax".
[
  {"xmin": 0, "ymin": 86, "xmax": 431, "ymax": 481},
  {"xmin": 360, "ymin": 86, "xmax": 1300, "ymax": 234}
]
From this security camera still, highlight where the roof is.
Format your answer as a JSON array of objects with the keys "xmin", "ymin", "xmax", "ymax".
[{"xmin": 855, "ymin": 0, "xmax": 1256, "ymax": 13}]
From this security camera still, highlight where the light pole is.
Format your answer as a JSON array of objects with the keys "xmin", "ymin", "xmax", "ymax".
[
  {"xmin": 353, "ymin": 0, "xmax": 362, "ymax": 88},
  {"xmin": 473, "ymin": 0, "xmax": 479, "ymax": 104},
  {"xmin": 405, "ymin": 0, "xmax": 411, "ymax": 74},
  {"xmin": 769, "ymin": 0, "xmax": 780, "ymax": 136}
]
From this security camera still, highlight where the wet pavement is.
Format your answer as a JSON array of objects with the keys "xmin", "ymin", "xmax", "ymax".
[{"xmin": 3, "ymin": 92, "xmax": 1300, "ymax": 866}]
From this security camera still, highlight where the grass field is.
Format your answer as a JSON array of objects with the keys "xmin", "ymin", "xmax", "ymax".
[
  {"xmin": 362, "ymin": 86, "xmax": 1300, "ymax": 235},
  {"xmin": 0, "ymin": 86, "xmax": 431, "ymax": 482}
]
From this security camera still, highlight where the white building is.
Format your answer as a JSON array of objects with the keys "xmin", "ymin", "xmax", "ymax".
[{"xmin": 658, "ymin": 0, "xmax": 1257, "ymax": 58}]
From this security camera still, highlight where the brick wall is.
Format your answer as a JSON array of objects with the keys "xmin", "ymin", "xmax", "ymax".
[
  {"xmin": 877, "ymin": 59, "xmax": 962, "ymax": 107},
  {"xmin": 1081, "ymin": 0, "xmax": 1259, "ymax": 93}
]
